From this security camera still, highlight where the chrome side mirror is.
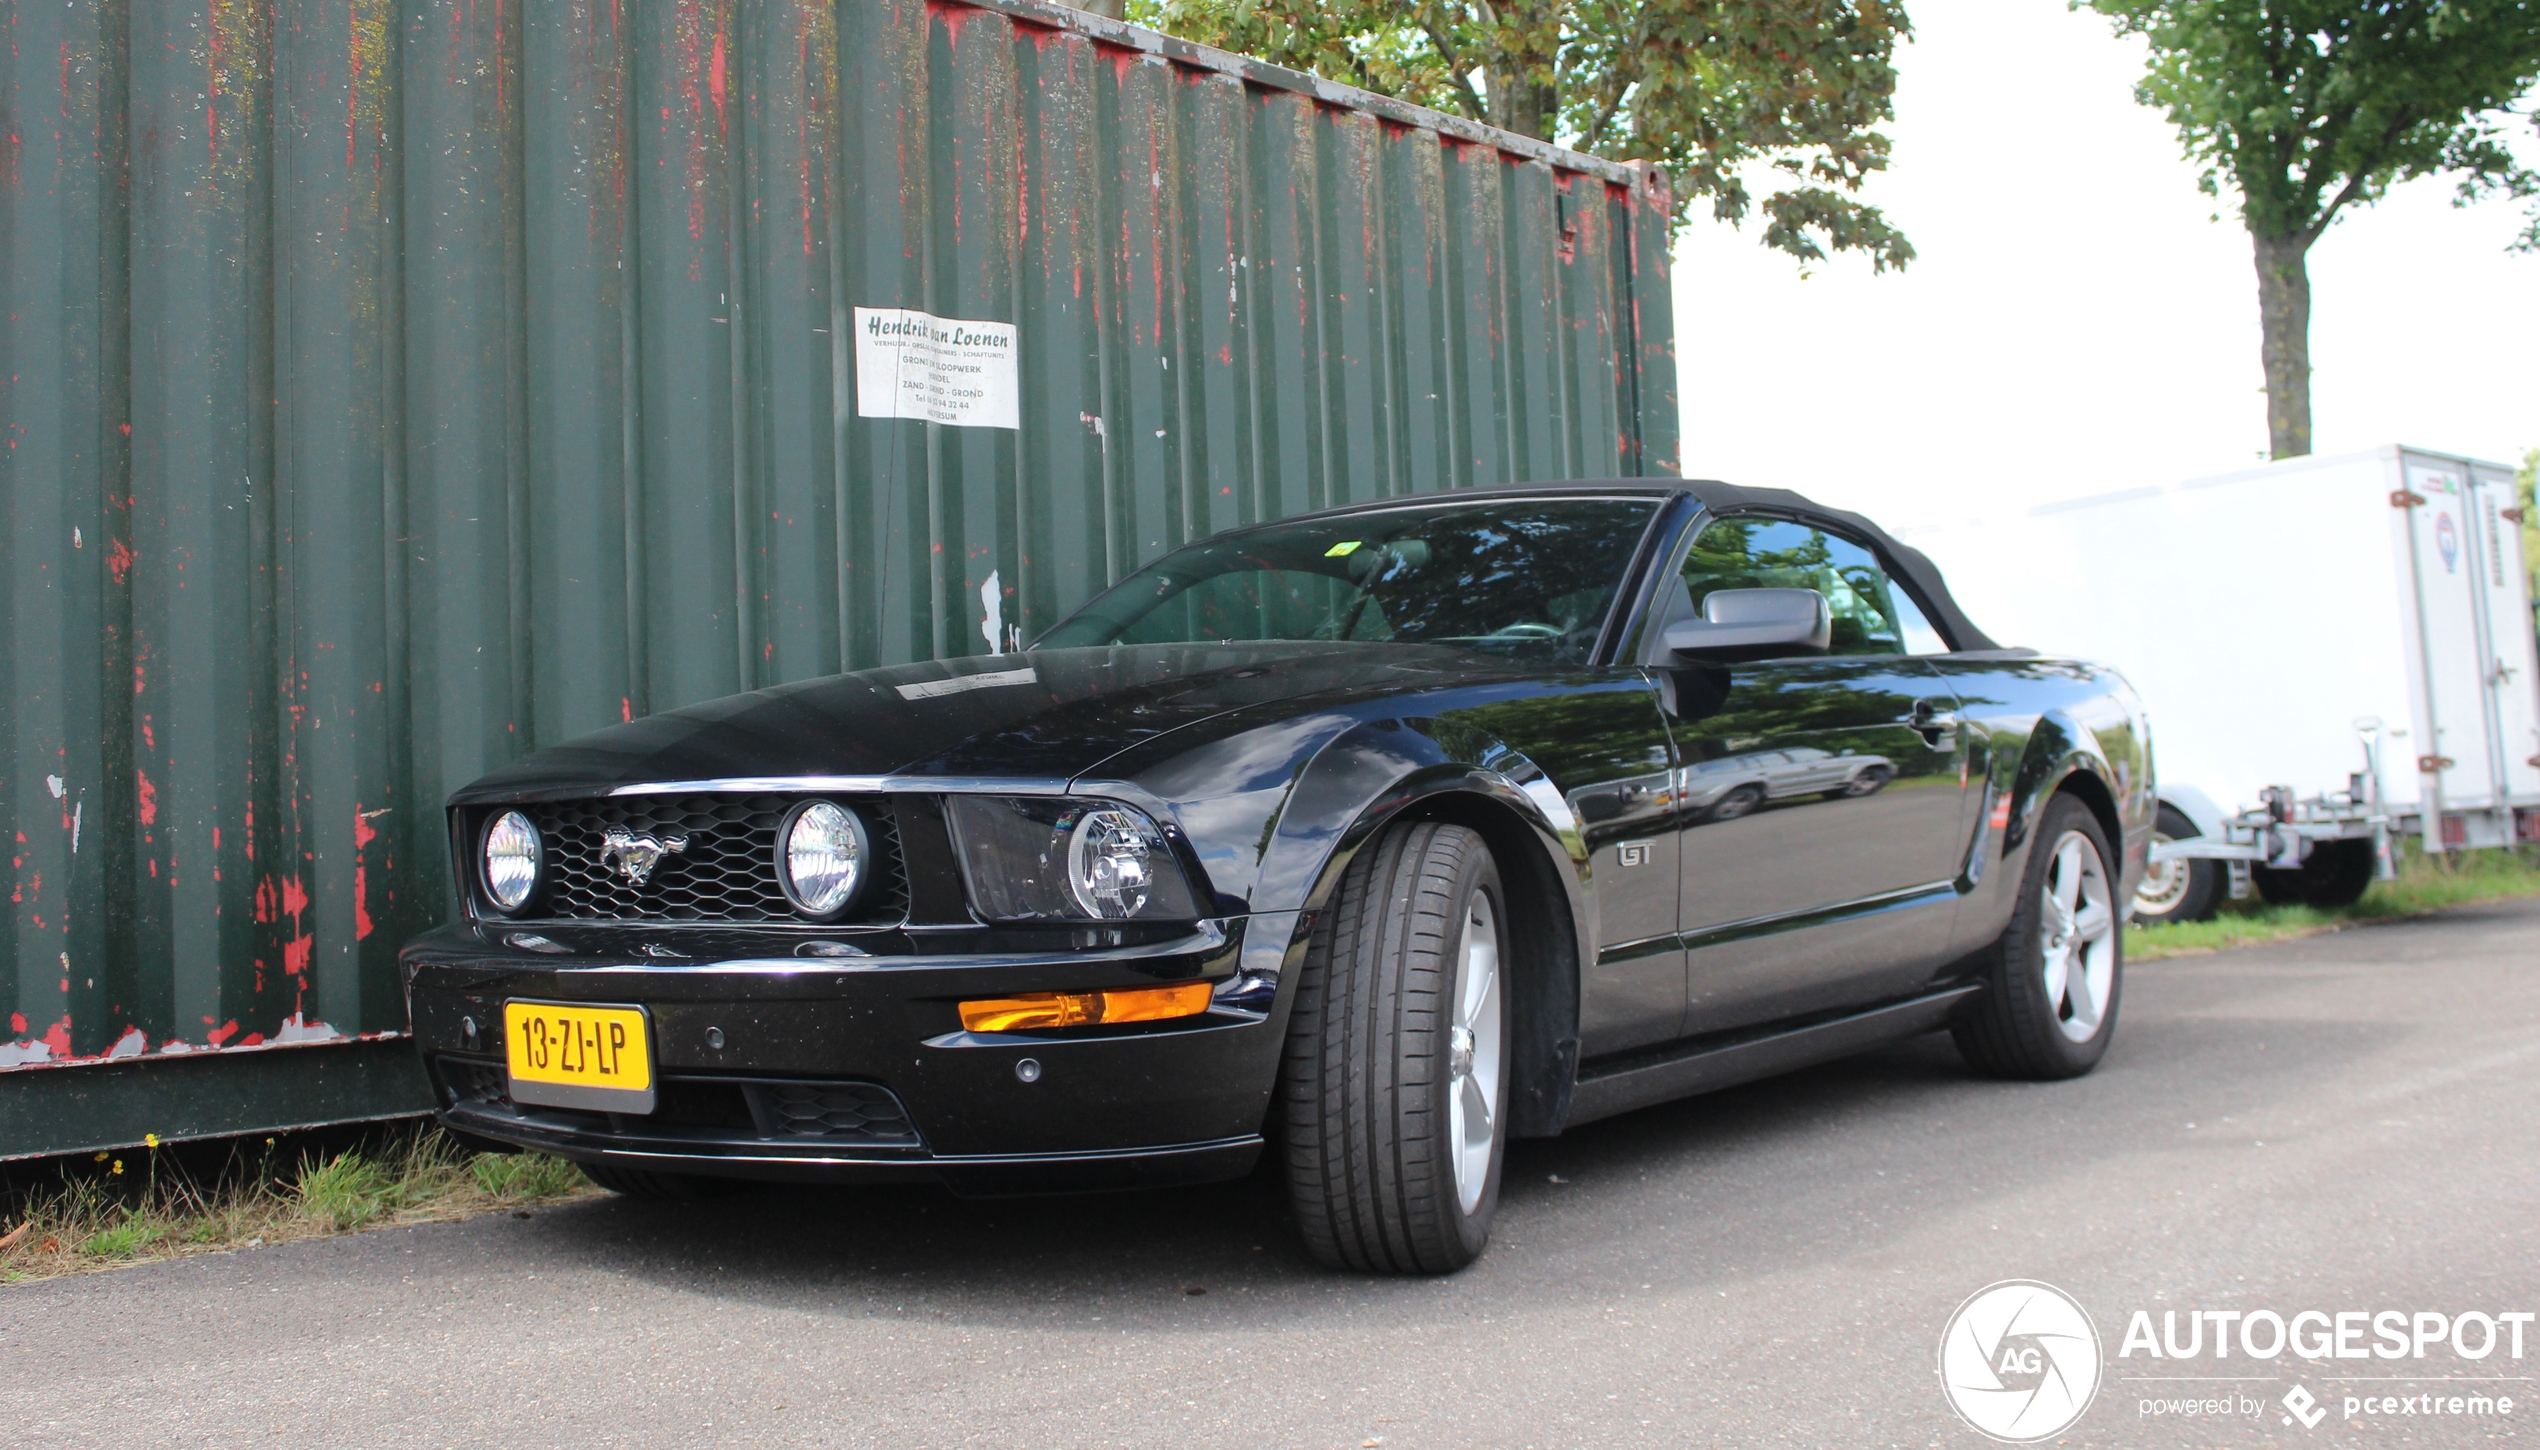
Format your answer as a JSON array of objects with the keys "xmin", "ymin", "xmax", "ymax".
[{"xmin": 1664, "ymin": 588, "xmax": 1832, "ymax": 661}]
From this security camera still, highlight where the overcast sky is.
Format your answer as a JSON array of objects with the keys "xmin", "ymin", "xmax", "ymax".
[{"xmin": 1667, "ymin": 0, "xmax": 2540, "ymax": 530}]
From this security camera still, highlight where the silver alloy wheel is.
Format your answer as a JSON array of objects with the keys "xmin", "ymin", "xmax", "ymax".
[
  {"xmin": 2039, "ymin": 828, "xmax": 2117, "ymax": 1043},
  {"xmin": 2132, "ymin": 834, "xmax": 2189, "ymax": 916},
  {"xmin": 1447, "ymin": 890, "xmax": 1504, "ymax": 1214}
]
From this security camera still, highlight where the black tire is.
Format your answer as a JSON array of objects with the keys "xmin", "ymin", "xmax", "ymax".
[
  {"xmin": 581, "ymin": 1162, "xmax": 728, "ymax": 1200},
  {"xmin": 1707, "ymin": 785, "xmax": 1764, "ymax": 822},
  {"xmin": 1953, "ymin": 794, "xmax": 2123, "ymax": 1080},
  {"xmin": 2254, "ymin": 839, "xmax": 2375, "ymax": 908},
  {"xmin": 1281, "ymin": 820, "xmax": 1509, "ymax": 1274},
  {"xmin": 2249, "ymin": 863, "xmax": 2306, "ymax": 906},
  {"xmin": 1828, "ymin": 765, "xmax": 1893, "ymax": 800},
  {"xmin": 2131, "ymin": 804, "xmax": 2223, "ymax": 924}
]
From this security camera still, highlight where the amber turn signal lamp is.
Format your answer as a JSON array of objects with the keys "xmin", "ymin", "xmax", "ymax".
[{"xmin": 959, "ymin": 980, "xmax": 1213, "ymax": 1034}]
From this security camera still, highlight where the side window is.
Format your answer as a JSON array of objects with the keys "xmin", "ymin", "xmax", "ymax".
[
  {"xmin": 1890, "ymin": 583, "xmax": 1950, "ymax": 655},
  {"xmin": 1670, "ymin": 516, "xmax": 1948, "ymax": 656}
]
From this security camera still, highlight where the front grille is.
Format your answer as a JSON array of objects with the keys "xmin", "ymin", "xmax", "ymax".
[
  {"xmin": 756, "ymin": 1081, "xmax": 920, "ymax": 1144},
  {"xmin": 519, "ymin": 794, "xmax": 907, "ymax": 924}
]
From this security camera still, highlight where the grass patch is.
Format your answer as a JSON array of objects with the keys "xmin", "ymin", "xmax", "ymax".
[
  {"xmin": 0, "ymin": 1124, "xmax": 588, "ymax": 1284},
  {"xmin": 2130, "ymin": 842, "xmax": 2540, "ymax": 960}
]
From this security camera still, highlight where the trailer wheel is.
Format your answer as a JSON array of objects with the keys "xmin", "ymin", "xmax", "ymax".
[
  {"xmin": 2131, "ymin": 805, "xmax": 2222, "ymax": 924},
  {"xmin": 2249, "ymin": 864, "xmax": 2306, "ymax": 906},
  {"xmin": 2254, "ymin": 839, "xmax": 2375, "ymax": 909}
]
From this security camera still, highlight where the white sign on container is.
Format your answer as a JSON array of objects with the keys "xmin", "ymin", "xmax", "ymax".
[{"xmin": 853, "ymin": 306, "xmax": 1019, "ymax": 429}]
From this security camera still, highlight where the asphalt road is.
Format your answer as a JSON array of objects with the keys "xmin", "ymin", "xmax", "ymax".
[{"xmin": 9, "ymin": 900, "xmax": 2538, "ymax": 1448}]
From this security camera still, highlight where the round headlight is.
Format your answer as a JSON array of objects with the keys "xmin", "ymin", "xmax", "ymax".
[
  {"xmin": 779, "ymin": 800, "xmax": 868, "ymax": 918},
  {"xmin": 1067, "ymin": 807, "xmax": 1160, "ymax": 919},
  {"xmin": 482, "ymin": 810, "xmax": 541, "ymax": 912}
]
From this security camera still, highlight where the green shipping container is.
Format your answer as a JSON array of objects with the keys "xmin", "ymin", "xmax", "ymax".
[{"xmin": 0, "ymin": 0, "xmax": 1678, "ymax": 1157}]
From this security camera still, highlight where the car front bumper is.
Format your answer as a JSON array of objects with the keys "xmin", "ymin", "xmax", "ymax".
[{"xmin": 400, "ymin": 911, "xmax": 1301, "ymax": 1195}]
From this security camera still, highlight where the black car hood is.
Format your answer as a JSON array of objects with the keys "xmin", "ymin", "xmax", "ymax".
[{"xmin": 451, "ymin": 643, "xmax": 1484, "ymax": 802}]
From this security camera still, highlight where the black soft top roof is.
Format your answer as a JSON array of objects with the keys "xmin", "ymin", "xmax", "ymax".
[{"xmin": 1297, "ymin": 477, "xmax": 2001, "ymax": 653}]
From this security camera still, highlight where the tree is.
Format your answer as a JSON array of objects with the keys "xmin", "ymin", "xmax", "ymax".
[
  {"xmin": 1123, "ymin": 0, "xmax": 1918, "ymax": 271},
  {"xmin": 2078, "ymin": 0, "xmax": 2540, "ymax": 458}
]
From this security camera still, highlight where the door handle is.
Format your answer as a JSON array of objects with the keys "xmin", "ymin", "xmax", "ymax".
[{"xmin": 1905, "ymin": 698, "xmax": 1959, "ymax": 746}]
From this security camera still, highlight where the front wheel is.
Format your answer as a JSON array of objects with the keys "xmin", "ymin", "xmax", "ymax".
[
  {"xmin": 1953, "ymin": 794, "xmax": 2123, "ymax": 1080},
  {"xmin": 1280, "ymin": 820, "xmax": 1508, "ymax": 1274},
  {"xmin": 1829, "ymin": 765, "xmax": 1893, "ymax": 800},
  {"xmin": 1706, "ymin": 785, "xmax": 1764, "ymax": 821}
]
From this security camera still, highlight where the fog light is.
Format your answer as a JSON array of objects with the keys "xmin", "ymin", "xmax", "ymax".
[
  {"xmin": 958, "ymin": 980, "xmax": 1213, "ymax": 1033},
  {"xmin": 779, "ymin": 800, "xmax": 868, "ymax": 918},
  {"xmin": 482, "ymin": 810, "xmax": 541, "ymax": 912}
]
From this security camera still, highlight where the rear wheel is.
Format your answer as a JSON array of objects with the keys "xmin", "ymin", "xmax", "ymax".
[
  {"xmin": 1953, "ymin": 794, "xmax": 2122, "ymax": 1080},
  {"xmin": 2132, "ymin": 804, "xmax": 2223, "ymax": 924},
  {"xmin": 1281, "ymin": 820, "xmax": 1508, "ymax": 1274}
]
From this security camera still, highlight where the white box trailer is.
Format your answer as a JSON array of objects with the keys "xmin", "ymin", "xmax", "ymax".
[{"xmin": 1900, "ymin": 444, "xmax": 2540, "ymax": 920}]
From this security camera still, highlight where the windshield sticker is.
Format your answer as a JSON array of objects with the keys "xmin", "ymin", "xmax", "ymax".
[
  {"xmin": 896, "ymin": 666, "xmax": 1038, "ymax": 701},
  {"xmin": 1324, "ymin": 541, "xmax": 1362, "ymax": 557}
]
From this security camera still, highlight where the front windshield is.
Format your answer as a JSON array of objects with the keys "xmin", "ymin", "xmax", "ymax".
[{"xmin": 1037, "ymin": 496, "xmax": 1662, "ymax": 664}]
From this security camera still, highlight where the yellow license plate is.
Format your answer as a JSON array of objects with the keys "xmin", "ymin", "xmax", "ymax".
[{"xmin": 504, "ymin": 1001, "xmax": 655, "ymax": 1114}]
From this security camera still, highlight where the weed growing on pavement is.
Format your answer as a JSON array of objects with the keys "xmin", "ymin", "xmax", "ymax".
[
  {"xmin": 0, "ymin": 1124, "xmax": 587, "ymax": 1284},
  {"xmin": 2130, "ymin": 842, "xmax": 2540, "ymax": 960}
]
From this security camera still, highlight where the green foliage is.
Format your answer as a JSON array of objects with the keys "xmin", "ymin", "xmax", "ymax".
[
  {"xmin": 0, "ymin": 1126, "xmax": 590, "ymax": 1283},
  {"xmin": 1126, "ymin": 0, "xmax": 1916, "ymax": 270},
  {"xmin": 80, "ymin": 1219, "xmax": 165, "ymax": 1259},
  {"xmin": 471, "ymin": 1149, "xmax": 589, "ymax": 1201},
  {"xmin": 2078, "ymin": 0, "xmax": 2540, "ymax": 248},
  {"xmin": 296, "ymin": 1152, "xmax": 402, "ymax": 1232}
]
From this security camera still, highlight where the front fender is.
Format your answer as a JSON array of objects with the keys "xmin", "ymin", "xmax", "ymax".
[
  {"xmin": 1269, "ymin": 723, "xmax": 1592, "ymax": 991},
  {"xmin": 2002, "ymin": 708, "xmax": 2117, "ymax": 860},
  {"xmin": 1276, "ymin": 720, "xmax": 1593, "ymax": 1140},
  {"xmin": 1090, "ymin": 706, "xmax": 1598, "ymax": 1139}
]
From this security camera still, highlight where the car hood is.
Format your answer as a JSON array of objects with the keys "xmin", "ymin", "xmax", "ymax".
[{"xmin": 451, "ymin": 643, "xmax": 1489, "ymax": 803}]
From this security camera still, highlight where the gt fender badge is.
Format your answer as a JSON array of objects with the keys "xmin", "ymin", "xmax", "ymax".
[
  {"xmin": 600, "ymin": 828, "xmax": 689, "ymax": 886},
  {"xmin": 1616, "ymin": 840, "xmax": 1652, "ymax": 867}
]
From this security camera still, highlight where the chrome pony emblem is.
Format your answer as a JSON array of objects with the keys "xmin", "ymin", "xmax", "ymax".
[{"xmin": 600, "ymin": 828, "xmax": 689, "ymax": 886}]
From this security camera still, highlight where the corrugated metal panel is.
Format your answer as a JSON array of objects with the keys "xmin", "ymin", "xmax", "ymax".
[{"xmin": 0, "ymin": 0, "xmax": 1676, "ymax": 1107}]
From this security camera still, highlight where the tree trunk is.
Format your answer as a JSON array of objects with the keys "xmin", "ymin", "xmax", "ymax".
[
  {"xmin": 2251, "ymin": 229, "xmax": 2314, "ymax": 459},
  {"xmin": 1485, "ymin": 71, "xmax": 1559, "ymax": 140}
]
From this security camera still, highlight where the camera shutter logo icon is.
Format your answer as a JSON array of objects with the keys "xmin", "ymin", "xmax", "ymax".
[
  {"xmin": 2282, "ymin": 1384, "xmax": 2327, "ymax": 1429},
  {"xmin": 1938, "ymin": 1280, "xmax": 2103, "ymax": 1442}
]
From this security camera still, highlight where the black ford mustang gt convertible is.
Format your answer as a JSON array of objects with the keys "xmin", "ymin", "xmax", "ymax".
[{"xmin": 403, "ymin": 479, "xmax": 2152, "ymax": 1272}]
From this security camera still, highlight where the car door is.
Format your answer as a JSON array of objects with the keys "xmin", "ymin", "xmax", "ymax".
[
  {"xmin": 1458, "ymin": 676, "xmax": 1685, "ymax": 1059},
  {"xmin": 1643, "ymin": 514, "xmax": 1974, "ymax": 1037}
]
